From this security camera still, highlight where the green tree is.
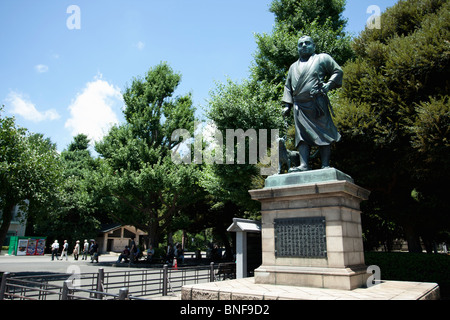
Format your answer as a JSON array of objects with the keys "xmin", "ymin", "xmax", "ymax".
[
  {"xmin": 0, "ymin": 107, "xmax": 62, "ymax": 250},
  {"xmin": 32, "ymin": 134, "xmax": 103, "ymax": 244},
  {"xmin": 205, "ymin": 0, "xmax": 354, "ymax": 204},
  {"xmin": 205, "ymin": 79, "xmax": 284, "ymax": 206},
  {"xmin": 201, "ymin": 0, "xmax": 354, "ymax": 254},
  {"xmin": 248, "ymin": 0, "xmax": 354, "ymax": 162},
  {"xmin": 201, "ymin": 80, "xmax": 284, "ymax": 255},
  {"xmin": 332, "ymin": 0, "xmax": 450, "ymax": 252},
  {"xmin": 251, "ymin": 0, "xmax": 354, "ymax": 94},
  {"xmin": 95, "ymin": 62, "xmax": 200, "ymax": 247}
]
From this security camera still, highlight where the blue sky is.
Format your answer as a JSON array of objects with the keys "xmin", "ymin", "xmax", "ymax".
[{"xmin": 0, "ymin": 0, "xmax": 399, "ymax": 152}]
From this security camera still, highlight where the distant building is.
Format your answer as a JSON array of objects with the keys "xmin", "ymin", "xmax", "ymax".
[
  {"xmin": 0, "ymin": 204, "xmax": 27, "ymax": 246},
  {"xmin": 97, "ymin": 224, "xmax": 147, "ymax": 253}
]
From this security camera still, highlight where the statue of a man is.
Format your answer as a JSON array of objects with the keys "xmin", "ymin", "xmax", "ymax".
[{"xmin": 283, "ymin": 36, "xmax": 343, "ymax": 171}]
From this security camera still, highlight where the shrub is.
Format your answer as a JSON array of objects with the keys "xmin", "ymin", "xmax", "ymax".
[{"xmin": 365, "ymin": 251, "xmax": 450, "ymax": 298}]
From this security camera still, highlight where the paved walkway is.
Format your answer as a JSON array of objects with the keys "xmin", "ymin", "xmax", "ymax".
[
  {"xmin": 1, "ymin": 254, "xmax": 440, "ymax": 300},
  {"xmin": 182, "ymin": 277, "xmax": 440, "ymax": 300},
  {"xmin": 0, "ymin": 253, "xmax": 182, "ymax": 300},
  {"xmin": 0, "ymin": 253, "xmax": 132, "ymax": 274}
]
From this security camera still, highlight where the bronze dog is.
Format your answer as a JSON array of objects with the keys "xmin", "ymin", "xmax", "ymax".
[{"xmin": 277, "ymin": 137, "xmax": 300, "ymax": 174}]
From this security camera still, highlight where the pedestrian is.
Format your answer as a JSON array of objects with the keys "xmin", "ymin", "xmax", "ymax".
[
  {"xmin": 73, "ymin": 240, "xmax": 80, "ymax": 260},
  {"xmin": 129, "ymin": 237, "xmax": 138, "ymax": 263},
  {"xmin": 175, "ymin": 243, "xmax": 184, "ymax": 264},
  {"xmin": 82, "ymin": 239, "xmax": 89, "ymax": 260},
  {"xmin": 90, "ymin": 240, "xmax": 99, "ymax": 263},
  {"xmin": 165, "ymin": 242, "xmax": 174, "ymax": 264},
  {"xmin": 146, "ymin": 244, "xmax": 154, "ymax": 263},
  {"xmin": 117, "ymin": 246, "xmax": 130, "ymax": 263},
  {"xmin": 51, "ymin": 240, "xmax": 59, "ymax": 261},
  {"xmin": 60, "ymin": 240, "xmax": 69, "ymax": 261}
]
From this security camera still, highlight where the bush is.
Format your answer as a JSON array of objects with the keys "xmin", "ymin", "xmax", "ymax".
[{"xmin": 365, "ymin": 251, "xmax": 450, "ymax": 298}]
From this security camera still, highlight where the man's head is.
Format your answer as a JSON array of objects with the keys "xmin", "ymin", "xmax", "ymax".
[{"xmin": 298, "ymin": 36, "xmax": 315, "ymax": 60}]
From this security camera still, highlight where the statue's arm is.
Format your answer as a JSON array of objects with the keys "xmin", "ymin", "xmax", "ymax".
[
  {"xmin": 282, "ymin": 66, "xmax": 294, "ymax": 116},
  {"xmin": 321, "ymin": 54, "xmax": 343, "ymax": 93}
]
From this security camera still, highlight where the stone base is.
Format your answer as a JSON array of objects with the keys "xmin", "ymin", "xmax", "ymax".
[
  {"xmin": 249, "ymin": 168, "xmax": 371, "ymax": 290},
  {"xmin": 254, "ymin": 265, "xmax": 369, "ymax": 290},
  {"xmin": 264, "ymin": 167, "xmax": 354, "ymax": 188},
  {"xmin": 181, "ymin": 277, "xmax": 440, "ymax": 300}
]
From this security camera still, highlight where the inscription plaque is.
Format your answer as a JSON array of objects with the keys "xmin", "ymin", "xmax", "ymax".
[{"xmin": 274, "ymin": 217, "xmax": 327, "ymax": 258}]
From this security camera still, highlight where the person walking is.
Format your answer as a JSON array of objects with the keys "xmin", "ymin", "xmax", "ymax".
[
  {"xmin": 51, "ymin": 240, "xmax": 59, "ymax": 261},
  {"xmin": 60, "ymin": 240, "xmax": 69, "ymax": 261},
  {"xmin": 82, "ymin": 239, "xmax": 89, "ymax": 260},
  {"xmin": 89, "ymin": 240, "xmax": 99, "ymax": 263},
  {"xmin": 73, "ymin": 240, "xmax": 80, "ymax": 260},
  {"xmin": 129, "ymin": 238, "xmax": 137, "ymax": 263}
]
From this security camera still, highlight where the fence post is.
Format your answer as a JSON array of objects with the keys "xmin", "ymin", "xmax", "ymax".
[
  {"xmin": 210, "ymin": 262, "xmax": 215, "ymax": 282},
  {"xmin": 0, "ymin": 272, "xmax": 10, "ymax": 300},
  {"xmin": 96, "ymin": 268, "xmax": 104, "ymax": 299},
  {"xmin": 118, "ymin": 288, "xmax": 129, "ymax": 300},
  {"xmin": 162, "ymin": 265, "xmax": 168, "ymax": 296},
  {"xmin": 61, "ymin": 280, "xmax": 71, "ymax": 300}
]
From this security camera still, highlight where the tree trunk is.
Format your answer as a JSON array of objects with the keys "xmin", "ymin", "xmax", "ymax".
[
  {"xmin": 404, "ymin": 224, "xmax": 422, "ymax": 253},
  {"xmin": 147, "ymin": 221, "xmax": 160, "ymax": 248},
  {"xmin": 182, "ymin": 230, "xmax": 186, "ymax": 250}
]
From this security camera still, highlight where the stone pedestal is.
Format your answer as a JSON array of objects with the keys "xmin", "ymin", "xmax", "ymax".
[{"xmin": 249, "ymin": 168, "xmax": 371, "ymax": 290}]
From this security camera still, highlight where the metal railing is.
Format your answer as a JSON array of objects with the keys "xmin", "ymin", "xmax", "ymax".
[{"xmin": 0, "ymin": 262, "xmax": 233, "ymax": 300}]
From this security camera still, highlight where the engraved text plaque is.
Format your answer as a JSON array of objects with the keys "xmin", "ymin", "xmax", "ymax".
[{"xmin": 274, "ymin": 217, "xmax": 327, "ymax": 258}]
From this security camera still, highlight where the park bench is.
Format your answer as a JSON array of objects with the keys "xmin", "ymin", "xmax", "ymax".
[{"xmin": 215, "ymin": 262, "xmax": 236, "ymax": 281}]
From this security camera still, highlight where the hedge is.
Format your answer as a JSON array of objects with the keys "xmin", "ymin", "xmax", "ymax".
[{"xmin": 364, "ymin": 251, "xmax": 450, "ymax": 298}]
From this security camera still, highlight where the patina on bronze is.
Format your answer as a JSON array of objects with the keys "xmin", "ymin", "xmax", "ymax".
[{"xmin": 283, "ymin": 36, "xmax": 343, "ymax": 172}]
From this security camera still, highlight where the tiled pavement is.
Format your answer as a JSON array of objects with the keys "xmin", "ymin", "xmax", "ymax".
[{"xmin": 181, "ymin": 277, "xmax": 440, "ymax": 300}]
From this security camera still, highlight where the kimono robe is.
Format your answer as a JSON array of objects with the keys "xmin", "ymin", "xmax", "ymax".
[{"xmin": 282, "ymin": 53, "xmax": 343, "ymax": 148}]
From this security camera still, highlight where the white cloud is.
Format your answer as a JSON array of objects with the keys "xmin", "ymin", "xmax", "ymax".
[
  {"xmin": 5, "ymin": 91, "xmax": 60, "ymax": 122},
  {"xmin": 135, "ymin": 41, "xmax": 145, "ymax": 50},
  {"xmin": 65, "ymin": 77, "xmax": 124, "ymax": 143},
  {"xmin": 35, "ymin": 64, "xmax": 49, "ymax": 73}
]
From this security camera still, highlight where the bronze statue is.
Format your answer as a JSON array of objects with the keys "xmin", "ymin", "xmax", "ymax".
[{"xmin": 283, "ymin": 36, "xmax": 342, "ymax": 171}]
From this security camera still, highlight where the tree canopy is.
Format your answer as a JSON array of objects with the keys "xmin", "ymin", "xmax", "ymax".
[
  {"xmin": 4, "ymin": 0, "xmax": 448, "ymax": 255},
  {"xmin": 32, "ymin": 134, "xmax": 103, "ymax": 244},
  {"xmin": 332, "ymin": 0, "xmax": 450, "ymax": 252},
  {"xmin": 251, "ymin": 0, "xmax": 354, "ymax": 93},
  {"xmin": 94, "ymin": 62, "xmax": 200, "ymax": 247},
  {"xmin": 0, "ymin": 107, "xmax": 62, "ymax": 249}
]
